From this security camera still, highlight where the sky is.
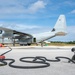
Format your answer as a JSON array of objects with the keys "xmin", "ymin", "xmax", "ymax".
[{"xmin": 0, "ymin": 0, "xmax": 75, "ymax": 42}]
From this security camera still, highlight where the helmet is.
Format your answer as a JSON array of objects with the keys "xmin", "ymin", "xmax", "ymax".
[{"xmin": 71, "ymin": 48, "xmax": 75, "ymax": 52}]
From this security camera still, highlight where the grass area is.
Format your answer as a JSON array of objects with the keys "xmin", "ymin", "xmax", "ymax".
[
  {"xmin": 47, "ymin": 43, "xmax": 75, "ymax": 46},
  {"xmin": 31, "ymin": 43, "xmax": 75, "ymax": 46}
]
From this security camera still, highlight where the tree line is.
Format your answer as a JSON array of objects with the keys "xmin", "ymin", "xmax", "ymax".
[{"xmin": 50, "ymin": 41, "xmax": 75, "ymax": 44}]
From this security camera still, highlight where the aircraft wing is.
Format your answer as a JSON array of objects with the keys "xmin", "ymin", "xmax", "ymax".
[
  {"xmin": 0, "ymin": 26, "xmax": 33, "ymax": 38},
  {"xmin": 0, "ymin": 27, "xmax": 13, "ymax": 31}
]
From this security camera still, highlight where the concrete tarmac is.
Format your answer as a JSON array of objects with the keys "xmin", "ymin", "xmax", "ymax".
[{"xmin": 0, "ymin": 46, "xmax": 75, "ymax": 75}]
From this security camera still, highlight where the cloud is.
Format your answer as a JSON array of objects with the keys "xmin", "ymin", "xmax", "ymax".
[
  {"xmin": 0, "ymin": 23, "xmax": 51, "ymax": 34},
  {"xmin": 0, "ymin": 1, "xmax": 23, "ymax": 14},
  {"xmin": 14, "ymin": 24, "xmax": 41, "ymax": 30},
  {"xmin": 69, "ymin": 10, "xmax": 75, "ymax": 14},
  {"xmin": 0, "ymin": 23, "xmax": 41, "ymax": 30},
  {"xmin": 0, "ymin": 0, "xmax": 46, "ymax": 14},
  {"xmin": 27, "ymin": 0, "xmax": 46, "ymax": 14}
]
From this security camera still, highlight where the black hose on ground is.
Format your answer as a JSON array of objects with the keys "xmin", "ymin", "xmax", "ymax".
[
  {"xmin": 0, "ymin": 46, "xmax": 12, "ymax": 56},
  {"xmin": 0, "ymin": 47, "xmax": 75, "ymax": 69}
]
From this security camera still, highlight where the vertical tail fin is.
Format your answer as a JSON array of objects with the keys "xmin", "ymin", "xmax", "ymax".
[{"xmin": 52, "ymin": 15, "xmax": 67, "ymax": 36}]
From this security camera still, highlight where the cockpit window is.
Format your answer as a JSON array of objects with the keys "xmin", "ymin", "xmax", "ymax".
[
  {"xmin": 51, "ymin": 28, "xmax": 55, "ymax": 32},
  {"xmin": 0, "ymin": 30, "xmax": 2, "ymax": 34}
]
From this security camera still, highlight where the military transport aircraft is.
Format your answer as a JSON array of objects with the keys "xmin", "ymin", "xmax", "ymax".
[{"xmin": 0, "ymin": 15, "xmax": 67, "ymax": 46}]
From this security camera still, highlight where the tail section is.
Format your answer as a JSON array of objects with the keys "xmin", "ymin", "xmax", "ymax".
[{"xmin": 52, "ymin": 15, "xmax": 67, "ymax": 36}]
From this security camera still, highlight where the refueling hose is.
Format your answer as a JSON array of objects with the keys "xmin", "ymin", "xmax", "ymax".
[
  {"xmin": 0, "ymin": 47, "xmax": 75, "ymax": 69},
  {"xmin": 0, "ymin": 46, "xmax": 12, "ymax": 56}
]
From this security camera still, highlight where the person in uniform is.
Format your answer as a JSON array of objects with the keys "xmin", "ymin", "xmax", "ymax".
[{"xmin": 71, "ymin": 48, "xmax": 75, "ymax": 60}]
